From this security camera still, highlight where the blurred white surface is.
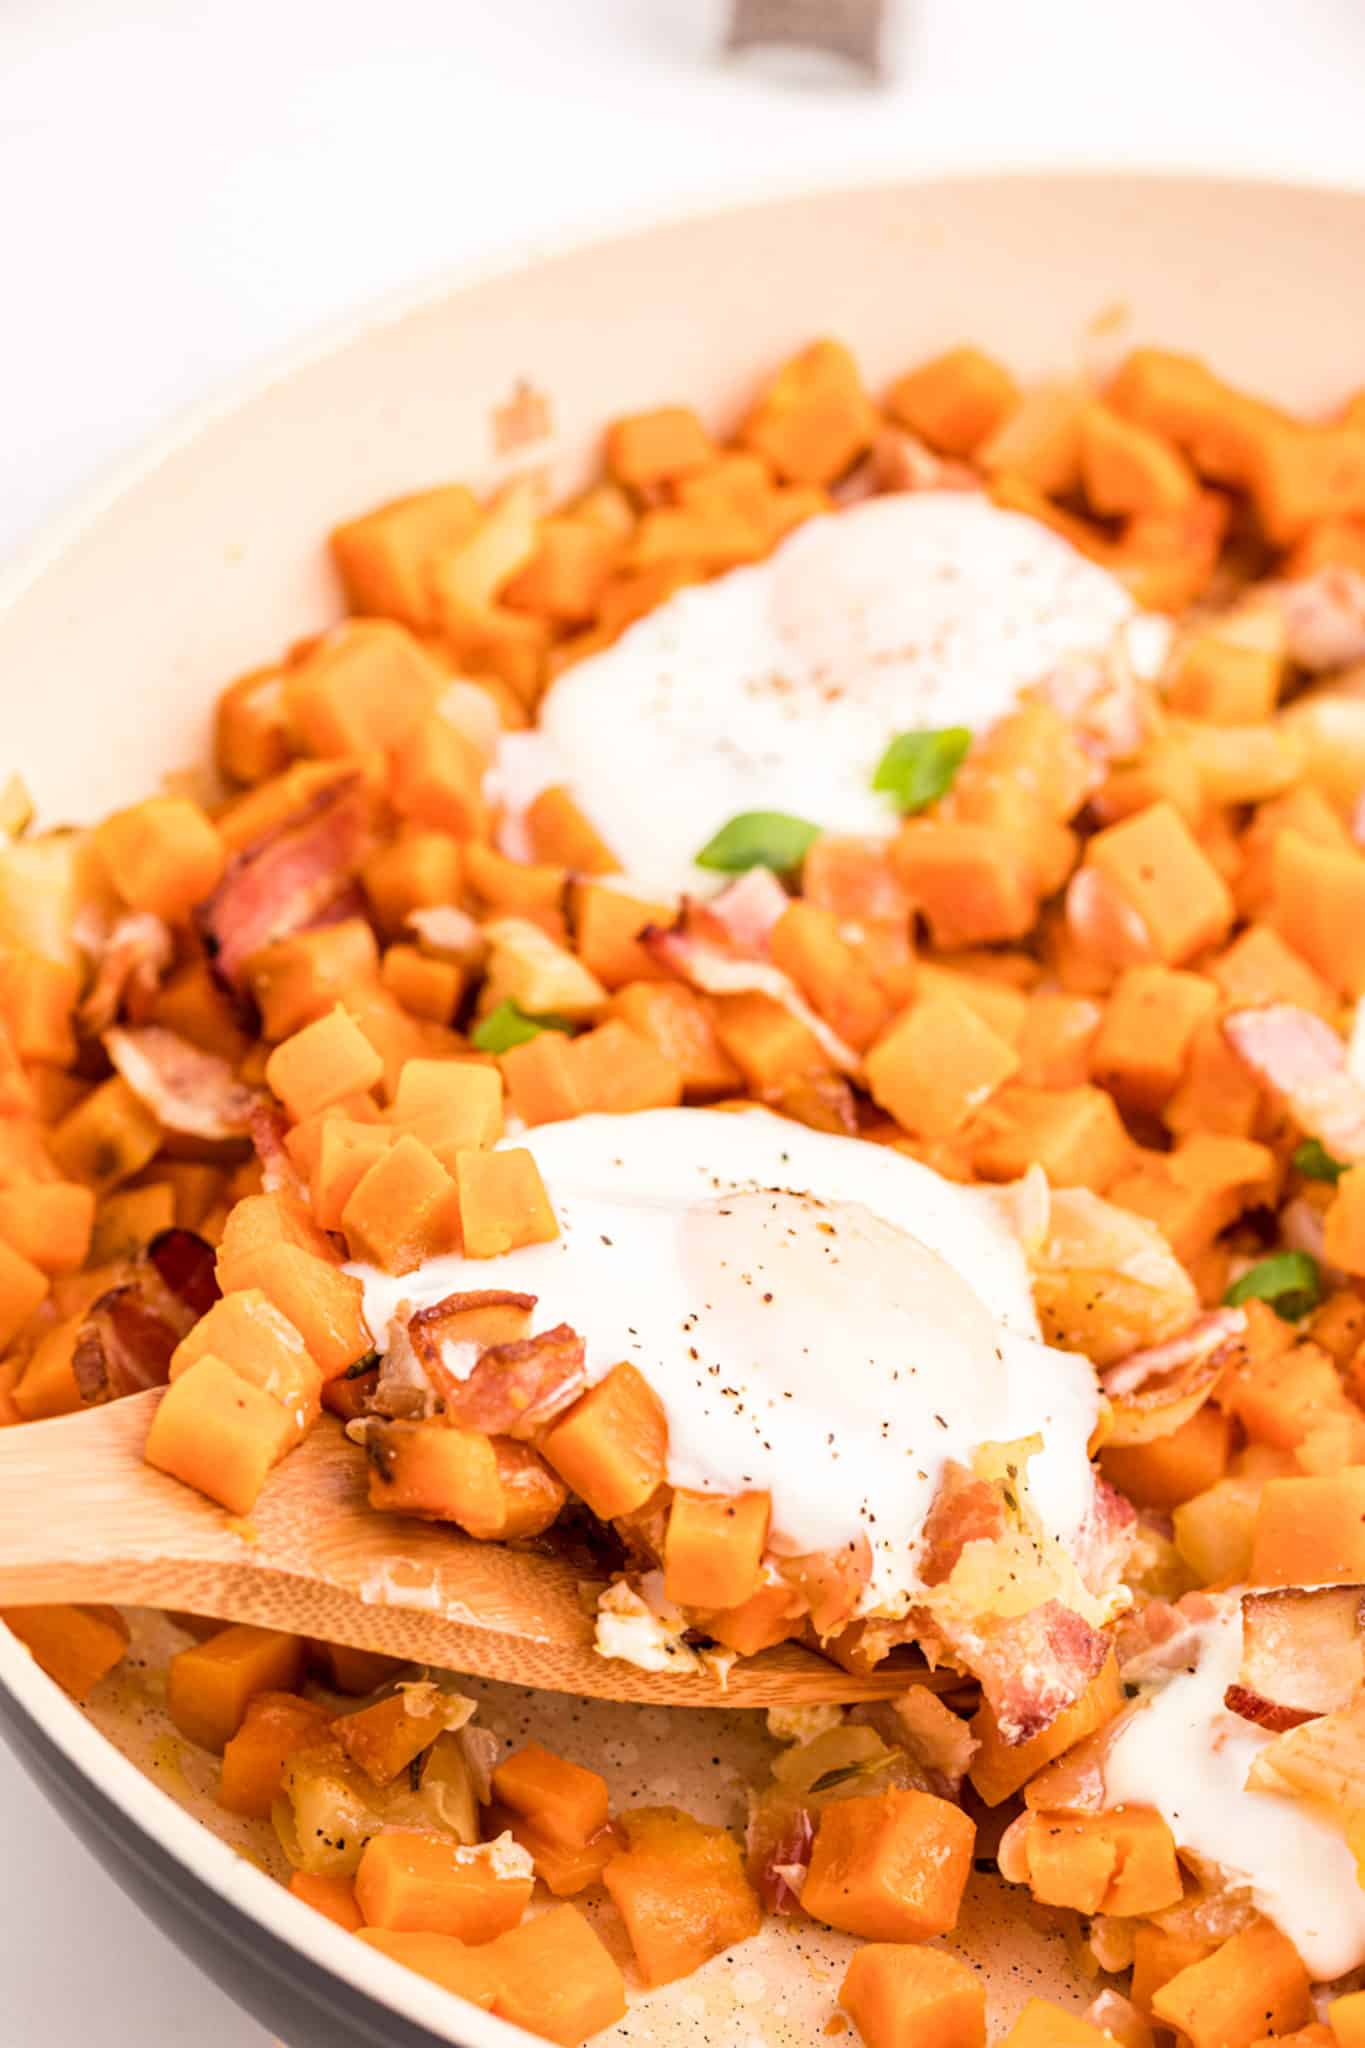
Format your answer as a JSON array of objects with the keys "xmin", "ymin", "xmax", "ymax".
[{"xmin": 3, "ymin": 1, "xmax": 1365, "ymax": 2041}]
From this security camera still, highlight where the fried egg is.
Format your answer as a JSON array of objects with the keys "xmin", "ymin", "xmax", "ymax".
[
  {"xmin": 350, "ymin": 1108, "xmax": 1098, "ymax": 1616},
  {"xmin": 493, "ymin": 493, "xmax": 1142, "ymax": 894}
]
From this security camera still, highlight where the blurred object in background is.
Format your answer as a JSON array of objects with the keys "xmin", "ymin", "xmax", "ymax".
[{"xmin": 726, "ymin": 0, "xmax": 895, "ymax": 81}]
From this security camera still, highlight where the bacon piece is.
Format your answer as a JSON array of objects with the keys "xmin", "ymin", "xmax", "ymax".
[
  {"xmin": 1226, "ymin": 1586, "xmax": 1365, "ymax": 1734},
  {"xmin": 72, "ymin": 1283, "xmax": 188, "ymax": 1404},
  {"xmin": 865, "ymin": 1687, "xmax": 979, "ymax": 1797},
  {"xmin": 1116, "ymin": 1590, "xmax": 1218, "ymax": 1684},
  {"xmin": 103, "ymin": 1024, "xmax": 257, "ymax": 1141},
  {"xmin": 951, "ymin": 1600, "xmax": 1111, "ymax": 1746},
  {"xmin": 1100, "ymin": 1306, "xmax": 1246, "ymax": 1451},
  {"xmin": 77, "ymin": 910, "xmax": 174, "ymax": 1035},
  {"xmin": 918, "ymin": 1464, "xmax": 1009, "ymax": 1588},
  {"xmin": 746, "ymin": 1802, "xmax": 814, "ymax": 1915},
  {"xmin": 1224, "ymin": 1002, "xmax": 1365, "ymax": 1162},
  {"xmin": 146, "ymin": 1228, "xmax": 222, "ymax": 1319},
  {"xmin": 437, "ymin": 1324, "xmax": 586, "ymax": 1441},
  {"xmin": 643, "ymin": 875, "xmax": 861, "ymax": 1076},
  {"xmin": 1273, "ymin": 565, "xmax": 1365, "ymax": 670},
  {"xmin": 198, "ymin": 772, "xmax": 369, "ymax": 989},
  {"xmin": 1075, "ymin": 1475, "xmax": 1138, "ymax": 1598},
  {"xmin": 775, "ymin": 1533, "xmax": 873, "ymax": 1637}
]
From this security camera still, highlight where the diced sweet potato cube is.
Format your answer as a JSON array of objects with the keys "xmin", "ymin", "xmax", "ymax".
[
  {"xmin": 381, "ymin": 943, "xmax": 462, "ymax": 1023},
  {"xmin": 484, "ymin": 1802, "xmax": 618, "ymax": 1897},
  {"xmin": 330, "ymin": 485, "xmax": 480, "ymax": 627},
  {"xmin": 266, "ymin": 1005, "xmax": 384, "ymax": 1122},
  {"xmin": 390, "ymin": 1058, "xmax": 503, "ymax": 1151},
  {"xmin": 362, "ymin": 832, "xmax": 464, "ymax": 938},
  {"xmin": 489, "ymin": 1904, "xmax": 628, "ymax": 2046},
  {"xmin": 355, "ymin": 1927, "xmax": 499, "ymax": 2009},
  {"xmin": 893, "ymin": 818, "xmax": 1039, "ymax": 948},
  {"xmin": 455, "ymin": 1147, "xmax": 559, "ymax": 1258},
  {"xmin": 1081, "ymin": 400, "xmax": 1196, "ymax": 517},
  {"xmin": 364, "ymin": 1418, "xmax": 566, "ymax": 1540},
  {"xmin": 95, "ymin": 796, "xmax": 225, "ymax": 922},
  {"xmin": 1273, "ymin": 829, "xmax": 1365, "ymax": 997},
  {"xmin": 606, "ymin": 981, "xmax": 742, "ymax": 1099},
  {"xmin": 664, "ymin": 1489, "xmax": 769, "ymax": 1610},
  {"xmin": 355, "ymin": 1830, "xmax": 533, "ymax": 1942},
  {"xmin": 1152, "ymin": 1918, "xmax": 1311, "ymax": 2048},
  {"xmin": 1130, "ymin": 1925, "xmax": 1218, "ymax": 2016},
  {"xmin": 309, "ymin": 1118, "xmax": 394, "ymax": 1231},
  {"xmin": 711, "ymin": 990, "xmax": 830, "ymax": 1092},
  {"xmin": 801, "ymin": 1788, "xmax": 975, "ymax": 1941},
  {"xmin": 2, "ymin": 1603, "xmax": 129, "ymax": 1701},
  {"xmin": 1210, "ymin": 921, "xmax": 1335, "ymax": 1018},
  {"xmin": 246, "ymin": 1245, "xmax": 372, "ymax": 1379},
  {"xmin": 219, "ymin": 1690, "xmax": 332, "ymax": 1817},
  {"xmin": 741, "ymin": 341, "xmax": 877, "ymax": 485},
  {"xmin": 840, "ymin": 1943, "xmax": 987, "ymax": 2048},
  {"xmin": 497, "ymin": 1031, "xmax": 584, "ymax": 1126},
  {"xmin": 769, "ymin": 901, "xmax": 890, "ymax": 1053},
  {"xmin": 341, "ymin": 1134, "xmax": 460, "ymax": 1274},
  {"xmin": 48, "ymin": 1076, "xmax": 162, "ymax": 1193},
  {"xmin": 1084, "ymin": 802, "xmax": 1233, "ymax": 964},
  {"xmin": 970, "ymin": 1654, "xmax": 1123, "ymax": 1806},
  {"xmin": 563, "ymin": 1018, "xmax": 682, "ymax": 1115},
  {"xmin": 144, "ymin": 1354, "xmax": 299, "ymax": 1515},
  {"xmin": 492, "ymin": 1743, "xmax": 610, "ymax": 1849},
  {"xmin": 602, "ymin": 1806, "xmax": 762, "ymax": 1987},
  {"xmin": 886, "ymin": 344, "xmax": 1018, "ymax": 457},
  {"xmin": 606, "ymin": 407, "xmax": 715, "ymax": 486},
  {"xmin": 1331, "ymin": 1990, "xmax": 1365, "ymax": 2046},
  {"xmin": 12, "ymin": 1319, "xmax": 83, "ymax": 1421},
  {"xmin": 1001, "ymin": 2001, "xmax": 1116, "ymax": 2048},
  {"xmin": 1167, "ymin": 633, "xmax": 1285, "ymax": 722},
  {"xmin": 866, "ymin": 990, "xmax": 1018, "ymax": 1140},
  {"xmin": 166, "ymin": 1623, "xmax": 305, "ymax": 1751},
  {"xmin": 390, "ymin": 713, "xmax": 488, "ymax": 837},
  {"xmin": 331, "ymin": 1688, "xmax": 456, "ymax": 1786},
  {"xmin": 1101, "ymin": 1401, "xmax": 1231, "ymax": 1509},
  {"xmin": 1089, "ymin": 964, "xmax": 1217, "ymax": 1112},
  {"xmin": 969, "ymin": 1084, "xmax": 1132, "ymax": 1191},
  {"xmin": 282, "ymin": 620, "xmax": 440, "ymax": 761},
  {"xmin": 1025, "ymin": 1805, "xmax": 1182, "ymax": 1916},
  {"xmin": 572, "ymin": 883, "xmax": 672, "ymax": 989},
  {"xmin": 541, "ymin": 1362, "xmax": 668, "ymax": 1520},
  {"xmin": 170, "ymin": 1287, "xmax": 318, "ymax": 1428},
  {"xmin": 1251, "ymin": 1467, "xmax": 1365, "ymax": 1585},
  {"xmin": 288, "ymin": 1870, "xmax": 364, "ymax": 1931},
  {"xmin": 248, "ymin": 920, "xmax": 381, "ymax": 1042}
]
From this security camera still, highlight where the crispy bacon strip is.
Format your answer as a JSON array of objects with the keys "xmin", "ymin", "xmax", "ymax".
[
  {"xmin": 643, "ymin": 874, "xmax": 861, "ymax": 1076},
  {"xmin": 917, "ymin": 1463, "xmax": 1009, "ymax": 1588},
  {"xmin": 77, "ymin": 910, "xmax": 173, "ymax": 1035},
  {"xmin": 104, "ymin": 1024, "xmax": 257, "ymax": 1141},
  {"xmin": 437, "ymin": 1324, "xmax": 586, "ymax": 1441},
  {"xmin": 1225, "ymin": 1586, "xmax": 1365, "ymax": 1733},
  {"xmin": 147, "ymin": 1228, "xmax": 221, "ymax": 1319},
  {"xmin": 1074, "ymin": 1475, "xmax": 1138, "ymax": 1598},
  {"xmin": 749, "ymin": 1805, "xmax": 814, "ymax": 1915},
  {"xmin": 1116, "ymin": 1590, "xmax": 1218, "ymax": 1684},
  {"xmin": 72, "ymin": 1281, "xmax": 190, "ymax": 1404},
  {"xmin": 406, "ymin": 1290, "xmax": 538, "ymax": 1376},
  {"xmin": 1099, "ymin": 1306, "xmax": 1246, "ymax": 1455},
  {"xmin": 950, "ymin": 1600, "xmax": 1111, "ymax": 1746},
  {"xmin": 198, "ymin": 772, "xmax": 369, "ymax": 989},
  {"xmin": 1224, "ymin": 1003, "xmax": 1365, "ymax": 1162}
]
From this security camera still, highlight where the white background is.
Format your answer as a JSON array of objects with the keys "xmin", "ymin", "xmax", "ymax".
[{"xmin": 3, "ymin": 1, "xmax": 1365, "ymax": 2040}]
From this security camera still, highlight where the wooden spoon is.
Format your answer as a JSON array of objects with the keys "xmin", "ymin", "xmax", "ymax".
[{"xmin": 0, "ymin": 1392, "xmax": 920, "ymax": 1707}]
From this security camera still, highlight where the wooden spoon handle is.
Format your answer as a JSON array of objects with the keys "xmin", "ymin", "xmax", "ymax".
[{"xmin": 0, "ymin": 1395, "xmax": 917, "ymax": 1706}]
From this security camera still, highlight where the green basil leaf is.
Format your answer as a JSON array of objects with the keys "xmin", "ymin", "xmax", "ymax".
[
  {"xmin": 1292, "ymin": 1138, "xmax": 1347, "ymax": 1184},
  {"xmin": 1224, "ymin": 1250, "xmax": 1323, "ymax": 1323},
  {"xmin": 470, "ymin": 1001, "xmax": 574, "ymax": 1055},
  {"xmin": 872, "ymin": 726, "xmax": 972, "ymax": 814},
  {"xmin": 694, "ymin": 811, "xmax": 821, "ymax": 874}
]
